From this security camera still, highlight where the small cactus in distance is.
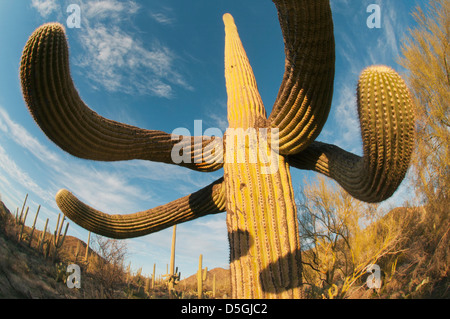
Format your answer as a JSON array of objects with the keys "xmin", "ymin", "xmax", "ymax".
[
  {"xmin": 18, "ymin": 206, "xmax": 29, "ymax": 241},
  {"xmin": 152, "ymin": 263, "xmax": 156, "ymax": 289},
  {"xmin": 16, "ymin": 194, "xmax": 28, "ymax": 225},
  {"xmin": 52, "ymin": 213, "xmax": 69, "ymax": 261},
  {"xmin": 84, "ymin": 231, "xmax": 91, "ymax": 262},
  {"xmin": 197, "ymin": 254, "xmax": 208, "ymax": 299},
  {"xmin": 38, "ymin": 217, "xmax": 49, "ymax": 253},
  {"xmin": 28, "ymin": 205, "xmax": 40, "ymax": 247}
]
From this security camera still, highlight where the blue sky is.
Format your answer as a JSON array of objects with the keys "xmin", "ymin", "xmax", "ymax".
[{"xmin": 0, "ymin": 0, "xmax": 425, "ymax": 278}]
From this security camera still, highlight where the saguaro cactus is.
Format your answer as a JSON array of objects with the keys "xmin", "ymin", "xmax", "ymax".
[
  {"xmin": 38, "ymin": 217, "xmax": 49, "ymax": 253},
  {"xmin": 28, "ymin": 205, "xmax": 41, "ymax": 247},
  {"xmin": 197, "ymin": 254, "xmax": 207, "ymax": 299},
  {"xmin": 163, "ymin": 226, "xmax": 181, "ymax": 294},
  {"xmin": 16, "ymin": 194, "xmax": 28, "ymax": 224},
  {"xmin": 52, "ymin": 213, "xmax": 69, "ymax": 260},
  {"xmin": 20, "ymin": 0, "xmax": 414, "ymax": 298},
  {"xmin": 84, "ymin": 231, "xmax": 91, "ymax": 262},
  {"xmin": 152, "ymin": 263, "xmax": 156, "ymax": 289},
  {"xmin": 18, "ymin": 206, "xmax": 29, "ymax": 241}
]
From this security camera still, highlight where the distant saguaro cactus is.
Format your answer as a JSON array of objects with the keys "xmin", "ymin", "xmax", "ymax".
[
  {"xmin": 52, "ymin": 213, "xmax": 69, "ymax": 260},
  {"xmin": 84, "ymin": 231, "xmax": 91, "ymax": 262},
  {"xmin": 197, "ymin": 254, "xmax": 207, "ymax": 299},
  {"xmin": 18, "ymin": 206, "xmax": 29, "ymax": 242},
  {"xmin": 16, "ymin": 194, "xmax": 28, "ymax": 225},
  {"xmin": 28, "ymin": 205, "xmax": 40, "ymax": 247},
  {"xmin": 38, "ymin": 217, "xmax": 49, "ymax": 253},
  {"xmin": 20, "ymin": 0, "xmax": 414, "ymax": 298}
]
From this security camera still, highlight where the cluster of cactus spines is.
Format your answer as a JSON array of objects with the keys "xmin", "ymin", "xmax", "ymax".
[
  {"xmin": 288, "ymin": 66, "xmax": 415, "ymax": 203},
  {"xmin": 20, "ymin": 0, "xmax": 415, "ymax": 299},
  {"xmin": 197, "ymin": 254, "xmax": 208, "ymax": 299}
]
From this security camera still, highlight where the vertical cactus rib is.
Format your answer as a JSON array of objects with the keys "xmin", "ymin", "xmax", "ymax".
[
  {"xmin": 269, "ymin": 0, "xmax": 335, "ymax": 155},
  {"xmin": 223, "ymin": 14, "xmax": 302, "ymax": 298},
  {"xmin": 20, "ymin": 23, "xmax": 223, "ymax": 172},
  {"xmin": 55, "ymin": 178, "xmax": 226, "ymax": 239},
  {"xmin": 225, "ymin": 144, "xmax": 303, "ymax": 298},
  {"xmin": 224, "ymin": 14, "xmax": 267, "ymax": 129},
  {"xmin": 288, "ymin": 66, "xmax": 415, "ymax": 203}
]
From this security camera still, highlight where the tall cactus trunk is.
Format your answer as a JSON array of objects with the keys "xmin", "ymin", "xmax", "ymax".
[
  {"xmin": 225, "ymin": 148, "xmax": 302, "ymax": 299},
  {"xmin": 223, "ymin": 13, "xmax": 303, "ymax": 299},
  {"xmin": 168, "ymin": 225, "xmax": 177, "ymax": 295}
]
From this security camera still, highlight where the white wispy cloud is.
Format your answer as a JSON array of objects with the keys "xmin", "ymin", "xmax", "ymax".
[
  {"xmin": 149, "ymin": 12, "xmax": 175, "ymax": 25},
  {"xmin": 31, "ymin": 0, "xmax": 60, "ymax": 17},
  {"xmin": 0, "ymin": 104, "xmax": 217, "ymax": 217},
  {"xmin": 0, "ymin": 108, "xmax": 60, "ymax": 165},
  {"xmin": 29, "ymin": 0, "xmax": 191, "ymax": 98},
  {"xmin": 332, "ymin": 83, "xmax": 362, "ymax": 155},
  {"xmin": 0, "ymin": 107, "xmax": 171, "ymax": 214},
  {"xmin": 0, "ymin": 144, "xmax": 52, "ymax": 203},
  {"xmin": 83, "ymin": 0, "xmax": 140, "ymax": 21},
  {"xmin": 69, "ymin": 0, "xmax": 191, "ymax": 98}
]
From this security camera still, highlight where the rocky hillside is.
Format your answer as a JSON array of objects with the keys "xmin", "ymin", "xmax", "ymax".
[
  {"xmin": 0, "ymin": 200, "xmax": 232, "ymax": 298},
  {"xmin": 1, "ymin": 199, "xmax": 447, "ymax": 299},
  {"xmin": 0, "ymin": 201, "xmax": 78, "ymax": 298}
]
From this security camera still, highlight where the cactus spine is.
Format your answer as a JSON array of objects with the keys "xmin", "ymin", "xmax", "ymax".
[{"xmin": 20, "ymin": 0, "xmax": 415, "ymax": 299}]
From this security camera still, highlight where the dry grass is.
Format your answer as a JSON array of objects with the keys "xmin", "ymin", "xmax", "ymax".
[{"xmin": 0, "ymin": 201, "xmax": 231, "ymax": 299}]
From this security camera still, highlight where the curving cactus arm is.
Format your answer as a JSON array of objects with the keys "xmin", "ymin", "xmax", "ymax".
[
  {"xmin": 55, "ymin": 178, "xmax": 226, "ymax": 239},
  {"xmin": 269, "ymin": 0, "xmax": 335, "ymax": 155},
  {"xmin": 288, "ymin": 66, "xmax": 415, "ymax": 203},
  {"xmin": 19, "ymin": 23, "xmax": 223, "ymax": 173}
]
